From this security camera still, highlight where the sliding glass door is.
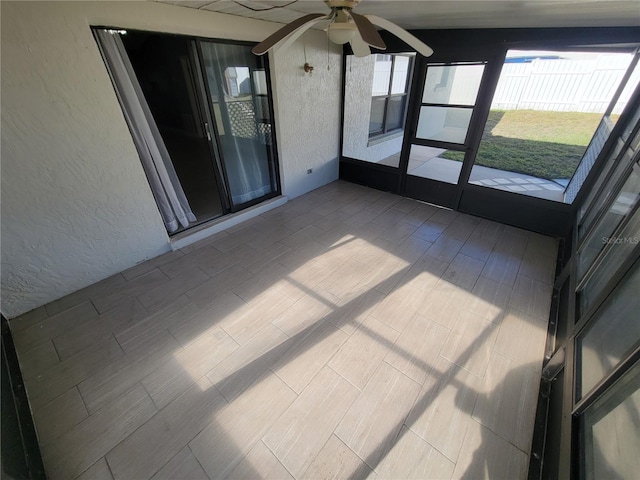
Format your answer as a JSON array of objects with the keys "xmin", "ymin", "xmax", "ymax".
[
  {"xmin": 198, "ymin": 41, "xmax": 278, "ymax": 210},
  {"xmin": 97, "ymin": 29, "xmax": 280, "ymax": 234}
]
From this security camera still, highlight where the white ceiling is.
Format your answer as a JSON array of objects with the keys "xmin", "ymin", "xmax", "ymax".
[{"xmin": 155, "ymin": 0, "xmax": 640, "ymax": 29}]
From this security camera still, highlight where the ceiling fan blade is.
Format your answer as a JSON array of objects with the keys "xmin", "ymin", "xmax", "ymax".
[
  {"xmin": 365, "ymin": 15, "xmax": 434, "ymax": 57},
  {"xmin": 252, "ymin": 13, "xmax": 327, "ymax": 55},
  {"xmin": 350, "ymin": 32, "xmax": 371, "ymax": 57},
  {"xmin": 350, "ymin": 12, "xmax": 386, "ymax": 50}
]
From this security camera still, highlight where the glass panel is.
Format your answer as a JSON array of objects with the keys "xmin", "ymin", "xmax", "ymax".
[
  {"xmin": 469, "ymin": 50, "xmax": 633, "ymax": 202},
  {"xmin": 386, "ymin": 96, "xmax": 406, "ymax": 131},
  {"xmin": 578, "ymin": 163, "xmax": 640, "ymax": 279},
  {"xmin": 391, "ymin": 56, "xmax": 410, "ymax": 94},
  {"xmin": 422, "ymin": 64, "xmax": 485, "ymax": 105},
  {"xmin": 579, "ymin": 205, "xmax": 640, "ymax": 315},
  {"xmin": 372, "ymin": 54, "xmax": 392, "ymax": 95},
  {"xmin": 200, "ymin": 41, "xmax": 276, "ymax": 206},
  {"xmin": 579, "ymin": 137, "xmax": 639, "ymax": 241},
  {"xmin": 581, "ymin": 362, "xmax": 640, "ymax": 480},
  {"xmin": 369, "ymin": 97, "xmax": 386, "ymax": 135},
  {"xmin": 407, "ymin": 144, "xmax": 463, "ymax": 184},
  {"xmin": 578, "ymin": 262, "xmax": 640, "ymax": 399},
  {"xmin": 416, "ymin": 106, "xmax": 473, "ymax": 144}
]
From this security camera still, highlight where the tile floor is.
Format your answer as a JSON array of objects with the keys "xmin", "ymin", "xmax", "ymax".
[{"xmin": 10, "ymin": 181, "xmax": 558, "ymax": 480}]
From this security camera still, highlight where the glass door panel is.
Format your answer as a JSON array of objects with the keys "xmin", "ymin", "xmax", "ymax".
[
  {"xmin": 580, "ymin": 361, "xmax": 640, "ymax": 480},
  {"xmin": 199, "ymin": 41, "xmax": 278, "ymax": 209},
  {"xmin": 405, "ymin": 62, "xmax": 486, "ymax": 207}
]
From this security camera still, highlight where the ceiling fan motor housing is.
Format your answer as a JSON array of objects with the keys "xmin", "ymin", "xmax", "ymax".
[{"xmin": 325, "ymin": 0, "xmax": 360, "ymax": 9}]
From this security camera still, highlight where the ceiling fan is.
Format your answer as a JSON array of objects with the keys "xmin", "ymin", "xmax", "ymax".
[{"xmin": 251, "ymin": 0, "xmax": 433, "ymax": 58}]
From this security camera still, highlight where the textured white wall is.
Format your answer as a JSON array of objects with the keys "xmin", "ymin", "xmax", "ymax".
[
  {"xmin": 1, "ymin": 1, "xmax": 341, "ymax": 317},
  {"xmin": 271, "ymin": 31, "xmax": 342, "ymax": 199},
  {"xmin": 342, "ymin": 55, "xmax": 403, "ymax": 163}
]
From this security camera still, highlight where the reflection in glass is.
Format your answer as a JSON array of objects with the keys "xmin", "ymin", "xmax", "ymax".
[
  {"xmin": 422, "ymin": 64, "xmax": 485, "ymax": 105},
  {"xmin": 582, "ymin": 362, "xmax": 640, "ymax": 480},
  {"xmin": 416, "ymin": 106, "xmax": 473, "ymax": 144},
  {"xmin": 407, "ymin": 144, "xmax": 463, "ymax": 184},
  {"xmin": 200, "ymin": 42, "xmax": 276, "ymax": 206},
  {"xmin": 578, "ymin": 163, "xmax": 640, "ymax": 279},
  {"xmin": 342, "ymin": 54, "xmax": 413, "ymax": 166},
  {"xmin": 578, "ymin": 263, "xmax": 640, "ymax": 399}
]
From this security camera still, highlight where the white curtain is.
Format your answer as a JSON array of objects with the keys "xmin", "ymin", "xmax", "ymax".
[{"xmin": 95, "ymin": 30, "xmax": 196, "ymax": 233}]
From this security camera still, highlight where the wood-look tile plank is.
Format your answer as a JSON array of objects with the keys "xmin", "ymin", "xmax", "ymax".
[
  {"xmin": 406, "ymin": 357, "xmax": 480, "ymax": 463},
  {"xmin": 374, "ymin": 426, "xmax": 455, "ymax": 479},
  {"xmin": 53, "ymin": 299, "xmax": 148, "ymax": 360},
  {"xmin": 314, "ymin": 258, "xmax": 376, "ymax": 300},
  {"xmin": 328, "ymin": 315, "xmax": 400, "ymax": 390},
  {"xmin": 384, "ymin": 313, "xmax": 450, "ymax": 385},
  {"xmin": 76, "ymin": 458, "xmax": 114, "ymax": 480},
  {"xmin": 272, "ymin": 321, "xmax": 348, "ymax": 394},
  {"xmin": 481, "ymin": 250, "xmax": 523, "ymax": 287},
  {"xmin": 33, "ymin": 387, "xmax": 88, "ymax": 447},
  {"xmin": 440, "ymin": 310, "xmax": 500, "ymax": 378},
  {"xmin": 114, "ymin": 297, "xmax": 199, "ymax": 354},
  {"xmin": 106, "ymin": 377, "xmax": 224, "ymax": 480},
  {"xmin": 186, "ymin": 265, "xmax": 254, "ymax": 307},
  {"xmin": 335, "ymin": 363, "xmax": 421, "ymax": 470},
  {"xmin": 44, "ymin": 274, "xmax": 125, "ymax": 317},
  {"xmin": 465, "ymin": 275, "xmax": 513, "ymax": 324},
  {"xmin": 16, "ymin": 340, "xmax": 59, "ymax": 379},
  {"xmin": 168, "ymin": 293, "xmax": 246, "ymax": 348},
  {"xmin": 301, "ymin": 435, "xmax": 374, "ymax": 480},
  {"xmin": 272, "ymin": 294, "xmax": 333, "ymax": 337},
  {"xmin": 227, "ymin": 441, "xmax": 293, "ymax": 480},
  {"xmin": 425, "ymin": 235, "xmax": 465, "ymax": 264},
  {"xmin": 472, "ymin": 353, "xmax": 540, "ymax": 452},
  {"xmin": 412, "ymin": 221, "xmax": 447, "ymax": 243},
  {"xmin": 149, "ymin": 447, "xmax": 208, "ymax": 480},
  {"xmin": 459, "ymin": 219, "xmax": 503, "ymax": 262},
  {"xmin": 493, "ymin": 308, "xmax": 547, "ymax": 368},
  {"xmin": 429, "ymin": 208, "xmax": 459, "ymax": 226},
  {"xmin": 25, "ymin": 336, "xmax": 124, "ymax": 408},
  {"xmin": 442, "ymin": 215, "xmax": 479, "ymax": 242},
  {"xmin": 8, "ymin": 305, "xmax": 48, "ymax": 333},
  {"xmin": 417, "ymin": 280, "xmax": 469, "ymax": 329},
  {"xmin": 323, "ymin": 288, "xmax": 385, "ymax": 336},
  {"xmin": 78, "ymin": 330, "xmax": 182, "ymax": 414},
  {"xmin": 207, "ymin": 323, "xmax": 289, "ymax": 402},
  {"xmin": 518, "ymin": 233, "xmax": 558, "ymax": 285},
  {"xmin": 189, "ymin": 373, "xmax": 297, "ymax": 480},
  {"xmin": 13, "ymin": 301, "xmax": 98, "ymax": 353},
  {"xmin": 92, "ymin": 269, "xmax": 169, "ymax": 315},
  {"xmin": 142, "ymin": 327, "xmax": 238, "ymax": 409},
  {"xmin": 441, "ymin": 253, "xmax": 485, "ymax": 290},
  {"xmin": 42, "ymin": 385, "xmax": 156, "ymax": 480},
  {"xmin": 399, "ymin": 254, "xmax": 448, "ymax": 293},
  {"xmin": 222, "ymin": 289, "xmax": 297, "ymax": 345},
  {"xmin": 378, "ymin": 221, "xmax": 419, "ymax": 245},
  {"xmin": 451, "ymin": 420, "xmax": 529, "ymax": 480},
  {"xmin": 121, "ymin": 250, "xmax": 184, "ymax": 281},
  {"xmin": 137, "ymin": 266, "xmax": 209, "ymax": 312},
  {"xmin": 509, "ymin": 274, "xmax": 553, "ymax": 321},
  {"xmin": 263, "ymin": 366, "xmax": 359, "ymax": 477},
  {"xmin": 369, "ymin": 284, "xmax": 426, "ymax": 332}
]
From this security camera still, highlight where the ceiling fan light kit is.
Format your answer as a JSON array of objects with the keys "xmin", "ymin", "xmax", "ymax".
[{"xmin": 251, "ymin": 0, "xmax": 433, "ymax": 58}]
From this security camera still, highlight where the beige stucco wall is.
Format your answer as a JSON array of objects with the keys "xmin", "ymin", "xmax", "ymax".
[{"xmin": 1, "ymin": 1, "xmax": 341, "ymax": 317}]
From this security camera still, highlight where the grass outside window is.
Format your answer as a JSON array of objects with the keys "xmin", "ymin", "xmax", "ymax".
[{"xmin": 443, "ymin": 110, "xmax": 612, "ymax": 180}]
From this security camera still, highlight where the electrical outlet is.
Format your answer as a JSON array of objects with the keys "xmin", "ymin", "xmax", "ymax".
[{"xmin": 307, "ymin": 168, "xmax": 313, "ymax": 174}]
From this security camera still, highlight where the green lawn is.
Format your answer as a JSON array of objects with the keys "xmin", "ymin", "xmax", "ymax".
[{"xmin": 442, "ymin": 110, "xmax": 607, "ymax": 179}]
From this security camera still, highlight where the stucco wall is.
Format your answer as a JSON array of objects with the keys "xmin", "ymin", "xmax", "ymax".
[
  {"xmin": 1, "ymin": 1, "xmax": 341, "ymax": 317},
  {"xmin": 342, "ymin": 55, "xmax": 404, "ymax": 163}
]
